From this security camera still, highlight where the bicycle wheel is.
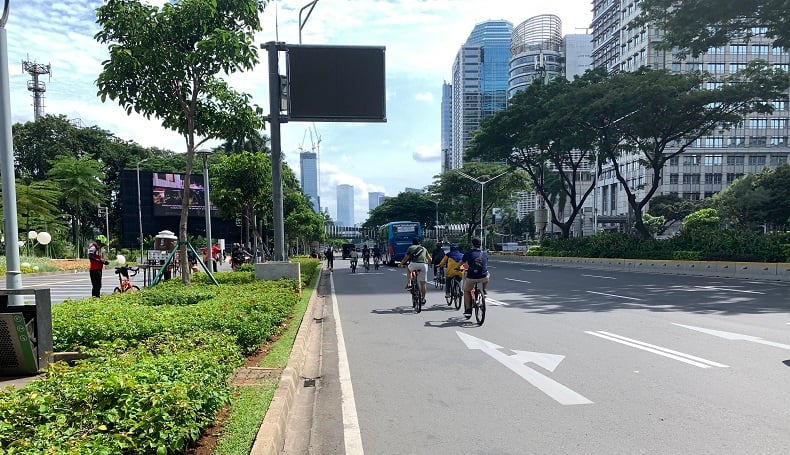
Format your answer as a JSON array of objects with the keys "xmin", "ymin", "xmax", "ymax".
[
  {"xmin": 412, "ymin": 277, "xmax": 422, "ymax": 313},
  {"xmin": 453, "ymin": 280, "xmax": 462, "ymax": 310},
  {"xmin": 474, "ymin": 288, "xmax": 486, "ymax": 325},
  {"xmin": 131, "ymin": 285, "xmax": 140, "ymax": 292},
  {"xmin": 113, "ymin": 287, "xmax": 121, "ymax": 294}
]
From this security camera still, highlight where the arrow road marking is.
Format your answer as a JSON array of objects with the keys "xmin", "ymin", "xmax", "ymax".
[
  {"xmin": 456, "ymin": 331, "xmax": 592, "ymax": 405},
  {"xmin": 504, "ymin": 277, "xmax": 531, "ymax": 284},
  {"xmin": 585, "ymin": 331, "xmax": 729, "ymax": 368},
  {"xmin": 673, "ymin": 323, "xmax": 790, "ymax": 350}
]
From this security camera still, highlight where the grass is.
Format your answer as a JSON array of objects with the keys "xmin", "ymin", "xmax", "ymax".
[
  {"xmin": 257, "ymin": 263, "xmax": 321, "ymax": 369},
  {"xmin": 211, "ymin": 262, "xmax": 322, "ymax": 453},
  {"xmin": 213, "ymin": 381, "xmax": 279, "ymax": 455}
]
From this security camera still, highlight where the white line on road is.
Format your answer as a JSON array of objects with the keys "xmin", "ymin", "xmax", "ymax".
[
  {"xmin": 585, "ymin": 331, "xmax": 729, "ymax": 368},
  {"xmin": 520, "ymin": 269, "xmax": 542, "ymax": 272},
  {"xmin": 582, "ymin": 274, "xmax": 617, "ymax": 280},
  {"xmin": 504, "ymin": 277, "xmax": 531, "ymax": 284},
  {"xmin": 673, "ymin": 323, "xmax": 790, "ymax": 350},
  {"xmin": 694, "ymin": 286, "xmax": 765, "ymax": 295},
  {"xmin": 585, "ymin": 291, "xmax": 641, "ymax": 301},
  {"xmin": 486, "ymin": 297, "xmax": 509, "ymax": 306},
  {"xmin": 330, "ymin": 274, "xmax": 364, "ymax": 454}
]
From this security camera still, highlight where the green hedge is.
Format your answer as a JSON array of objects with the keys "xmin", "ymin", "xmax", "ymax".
[{"xmin": 0, "ymin": 332, "xmax": 242, "ymax": 454}]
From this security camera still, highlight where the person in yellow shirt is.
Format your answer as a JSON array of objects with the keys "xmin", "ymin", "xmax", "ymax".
[{"xmin": 437, "ymin": 243, "xmax": 464, "ymax": 301}]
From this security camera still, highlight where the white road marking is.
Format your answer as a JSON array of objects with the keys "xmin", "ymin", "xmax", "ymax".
[
  {"xmin": 585, "ymin": 331, "xmax": 729, "ymax": 368},
  {"xmin": 674, "ymin": 323, "xmax": 790, "ymax": 350},
  {"xmin": 585, "ymin": 290, "xmax": 641, "ymax": 301},
  {"xmin": 485, "ymin": 297, "xmax": 509, "ymax": 306},
  {"xmin": 504, "ymin": 277, "xmax": 531, "ymax": 284},
  {"xmin": 457, "ymin": 331, "xmax": 593, "ymax": 405},
  {"xmin": 330, "ymin": 274, "xmax": 364, "ymax": 454},
  {"xmin": 582, "ymin": 274, "xmax": 617, "ymax": 280},
  {"xmin": 694, "ymin": 285, "xmax": 765, "ymax": 295},
  {"xmin": 520, "ymin": 269, "xmax": 542, "ymax": 272}
]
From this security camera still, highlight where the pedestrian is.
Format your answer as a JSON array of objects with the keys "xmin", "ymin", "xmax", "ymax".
[
  {"xmin": 88, "ymin": 235, "xmax": 109, "ymax": 297},
  {"xmin": 325, "ymin": 247, "xmax": 334, "ymax": 271}
]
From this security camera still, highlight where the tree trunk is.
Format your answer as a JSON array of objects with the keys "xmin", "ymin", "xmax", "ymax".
[{"xmin": 179, "ymin": 149, "xmax": 195, "ymax": 285}]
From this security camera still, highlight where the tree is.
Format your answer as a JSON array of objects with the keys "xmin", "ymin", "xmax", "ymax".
[
  {"xmin": 427, "ymin": 163, "xmax": 528, "ymax": 241},
  {"xmin": 571, "ymin": 64, "xmax": 788, "ymax": 239},
  {"xmin": 634, "ymin": 0, "xmax": 790, "ymax": 58},
  {"xmin": 95, "ymin": 0, "xmax": 266, "ymax": 283},
  {"xmin": 13, "ymin": 115, "xmax": 81, "ymax": 181},
  {"xmin": 363, "ymin": 192, "xmax": 437, "ymax": 231},
  {"xmin": 469, "ymin": 69, "xmax": 606, "ymax": 239},
  {"xmin": 48, "ymin": 155, "xmax": 107, "ymax": 257},
  {"xmin": 647, "ymin": 194, "xmax": 699, "ymax": 234},
  {"xmin": 682, "ymin": 208, "xmax": 721, "ymax": 232}
]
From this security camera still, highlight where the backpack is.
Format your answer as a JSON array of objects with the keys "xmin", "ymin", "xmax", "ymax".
[
  {"xmin": 468, "ymin": 251, "xmax": 485, "ymax": 275},
  {"xmin": 410, "ymin": 246, "xmax": 425, "ymax": 262}
]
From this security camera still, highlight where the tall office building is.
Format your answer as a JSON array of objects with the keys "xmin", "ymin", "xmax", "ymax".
[
  {"xmin": 589, "ymin": 0, "xmax": 790, "ymax": 226},
  {"xmin": 441, "ymin": 81, "xmax": 453, "ymax": 173},
  {"xmin": 299, "ymin": 151, "xmax": 320, "ymax": 213},
  {"xmin": 368, "ymin": 192, "xmax": 385, "ymax": 212},
  {"xmin": 450, "ymin": 20, "xmax": 513, "ymax": 170},
  {"xmin": 336, "ymin": 184, "xmax": 354, "ymax": 227}
]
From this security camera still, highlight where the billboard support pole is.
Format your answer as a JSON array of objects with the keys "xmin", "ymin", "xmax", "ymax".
[{"xmin": 264, "ymin": 41, "xmax": 286, "ymax": 261}]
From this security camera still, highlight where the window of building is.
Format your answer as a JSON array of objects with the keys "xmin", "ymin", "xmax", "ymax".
[
  {"xmin": 748, "ymin": 155, "xmax": 766, "ymax": 165},
  {"xmin": 610, "ymin": 184, "xmax": 617, "ymax": 211},
  {"xmin": 708, "ymin": 46, "xmax": 725, "ymax": 55},
  {"xmin": 770, "ymin": 136, "xmax": 788, "ymax": 146},
  {"xmin": 682, "ymin": 174, "xmax": 701, "ymax": 184},
  {"xmin": 726, "ymin": 155, "xmax": 745, "ymax": 165},
  {"xmin": 704, "ymin": 137, "xmax": 724, "ymax": 148},
  {"xmin": 669, "ymin": 156, "xmax": 680, "ymax": 166},
  {"xmin": 704, "ymin": 191, "xmax": 718, "ymax": 198},
  {"xmin": 773, "ymin": 100, "xmax": 788, "ymax": 111},
  {"xmin": 686, "ymin": 63, "xmax": 701, "ymax": 72},
  {"xmin": 601, "ymin": 186, "xmax": 608, "ymax": 212},
  {"xmin": 703, "ymin": 154, "xmax": 723, "ymax": 165},
  {"xmin": 707, "ymin": 63, "xmax": 725, "ymax": 73},
  {"xmin": 752, "ymin": 44, "xmax": 770, "ymax": 55},
  {"xmin": 726, "ymin": 173, "xmax": 744, "ymax": 183},
  {"xmin": 750, "ymin": 136, "xmax": 767, "ymax": 146},
  {"xmin": 706, "ymin": 81, "xmax": 723, "ymax": 90},
  {"xmin": 682, "ymin": 192, "xmax": 701, "ymax": 201},
  {"xmin": 773, "ymin": 46, "xmax": 789, "ymax": 55},
  {"xmin": 704, "ymin": 173, "xmax": 722, "ymax": 184},
  {"xmin": 730, "ymin": 44, "xmax": 747, "ymax": 54},
  {"xmin": 770, "ymin": 118, "xmax": 787, "ymax": 129},
  {"xmin": 751, "ymin": 27, "xmax": 768, "ymax": 35},
  {"xmin": 774, "ymin": 63, "xmax": 790, "ymax": 72},
  {"xmin": 749, "ymin": 118, "xmax": 767, "ymax": 129},
  {"xmin": 672, "ymin": 63, "xmax": 682, "ymax": 72},
  {"xmin": 729, "ymin": 63, "xmax": 747, "ymax": 73},
  {"xmin": 683, "ymin": 155, "xmax": 700, "ymax": 165},
  {"xmin": 669, "ymin": 173, "xmax": 679, "ymax": 184},
  {"xmin": 770, "ymin": 154, "xmax": 787, "ymax": 165},
  {"xmin": 728, "ymin": 136, "xmax": 746, "ymax": 147}
]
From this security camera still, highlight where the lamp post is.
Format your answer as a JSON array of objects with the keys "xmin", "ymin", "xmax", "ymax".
[
  {"xmin": 196, "ymin": 149, "xmax": 213, "ymax": 271},
  {"xmin": 455, "ymin": 169, "xmax": 508, "ymax": 249},
  {"xmin": 137, "ymin": 158, "xmax": 149, "ymax": 263}
]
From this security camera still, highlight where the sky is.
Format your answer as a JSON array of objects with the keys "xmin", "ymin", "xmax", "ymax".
[{"xmin": 6, "ymin": 0, "xmax": 593, "ymax": 225}]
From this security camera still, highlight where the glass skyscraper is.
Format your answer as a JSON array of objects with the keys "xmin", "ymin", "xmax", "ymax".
[
  {"xmin": 299, "ymin": 151, "xmax": 320, "ymax": 213},
  {"xmin": 450, "ymin": 20, "xmax": 513, "ymax": 169},
  {"xmin": 336, "ymin": 184, "xmax": 354, "ymax": 227}
]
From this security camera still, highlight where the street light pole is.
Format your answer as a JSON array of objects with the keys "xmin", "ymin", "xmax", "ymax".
[
  {"xmin": 137, "ymin": 158, "xmax": 149, "ymax": 263},
  {"xmin": 455, "ymin": 169, "xmax": 508, "ymax": 249},
  {"xmin": 196, "ymin": 150, "xmax": 213, "ymax": 270}
]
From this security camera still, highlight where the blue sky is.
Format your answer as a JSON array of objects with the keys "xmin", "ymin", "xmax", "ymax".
[{"xmin": 6, "ymin": 0, "xmax": 593, "ymax": 224}]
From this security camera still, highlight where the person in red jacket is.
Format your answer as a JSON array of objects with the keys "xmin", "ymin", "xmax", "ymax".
[{"xmin": 88, "ymin": 235, "xmax": 109, "ymax": 297}]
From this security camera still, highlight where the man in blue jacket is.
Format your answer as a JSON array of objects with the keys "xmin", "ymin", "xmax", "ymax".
[{"xmin": 460, "ymin": 237, "xmax": 490, "ymax": 319}]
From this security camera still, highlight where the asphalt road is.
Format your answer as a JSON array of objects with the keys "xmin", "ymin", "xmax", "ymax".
[
  {"xmin": 305, "ymin": 258, "xmax": 790, "ymax": 455},
  {"xmin": 7, "ymin": 268, "xmax": 148, "ymax": 304}
]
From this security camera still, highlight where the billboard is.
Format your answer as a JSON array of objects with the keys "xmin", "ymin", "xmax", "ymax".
[
  {"xmin": 151, "ymin": 172, "xmax": 219, "ymax": 217},
  {"xmin": 286, "ymin": 45, "xmax": 386, "ymax": 122}
]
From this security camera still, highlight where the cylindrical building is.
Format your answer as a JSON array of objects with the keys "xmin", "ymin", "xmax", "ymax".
[{"xmin": 509, "ymin": 14, "xmax": 563, "ymax": 97}]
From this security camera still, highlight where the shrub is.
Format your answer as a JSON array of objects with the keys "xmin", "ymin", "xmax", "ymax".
[{"xmin": 672, "ymin": 250, "xmax": 701, "ymax": 261}]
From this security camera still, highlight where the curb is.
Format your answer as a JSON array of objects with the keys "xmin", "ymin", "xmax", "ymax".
[{"xmin": 250, "ymin": 267, "xmax": 325, "ymax": 455}]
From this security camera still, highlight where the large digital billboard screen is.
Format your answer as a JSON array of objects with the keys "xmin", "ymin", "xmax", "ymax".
[{"xmin": 152, "ymin": 172, "xmax": 218, "ymax": 217}]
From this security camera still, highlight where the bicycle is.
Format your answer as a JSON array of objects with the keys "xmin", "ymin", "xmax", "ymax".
[
  {"xmin": 445, "ymin": 275, "xmax": 463, "ymax": 310},
  {"xmin": 434, "ymin": 266, "xmax": 445, "ymax": 289},
  {"xmin": 113, "ymin": 266, "xmax": 140, "ymax": 293},
  {"xmin": 350, "ymin": 258, "xmax": 357, "ymax": 273},
  {"xmin": 363, "ymin": 256, "xmax": 370, "ymax": 272},
  {"xmin": 408, "ymin": 268, "xmax": 424, "ymax": 313},
  {"xmin": 373, "ymin": 255, "xmax": 380, "ymax": 270},
  {"xmin": 469, "ymin": 281, "xmax": 486, "ymax": 325}
]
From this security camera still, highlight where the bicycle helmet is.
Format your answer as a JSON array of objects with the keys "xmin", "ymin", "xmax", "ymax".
[{"xmin": 96, "ymin": 234, "xmax": 107, "ymax": 244}]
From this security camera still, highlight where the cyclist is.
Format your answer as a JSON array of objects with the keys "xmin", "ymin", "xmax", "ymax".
[
  {"xmin": 399, "ymin": 237, "xmax": 432, "ymax": 305},
  {"xmin": 361, "ymin": 245, "xmax": 371, "ymax": 268},
  {"xmin": 437, "ymin": 243, "xmax": 464, "ymax": 300},
  {"xmin": 460, "ymin": 237, "xmax": 490, "ymax": 319},
  {"xmin": 431, "ymin": 243, "xmax": 446, "ymax": 283}
]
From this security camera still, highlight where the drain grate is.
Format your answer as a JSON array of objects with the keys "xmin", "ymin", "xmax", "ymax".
[{"xmin": 303, "ymin": 378, "xmax": 316, "ymax": 387}]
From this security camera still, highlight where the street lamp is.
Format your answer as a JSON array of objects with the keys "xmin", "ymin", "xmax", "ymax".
[
  {"xmin": 455, "ymin": 169, "xmax": 508, "ymax": 249},
  {"xmin": 137, "ymin": 157, "xmax": 149, "ymax": 263},
  {"xmin": 196, "ymin": 149, "xmax": 214, "ymax": 271}
]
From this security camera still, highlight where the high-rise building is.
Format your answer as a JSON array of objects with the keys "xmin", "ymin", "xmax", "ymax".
[
  {"xmin": 589, "ymin": 0, "xmax": 790, "ymax": 226},
  {"xmin": 299, "ymin": 151, "xmax": 320, "ymax": 213},
  {"xmin": 450, "ymin": 20, "xmax": 513, "ymax": 170},
  {"xmin": 368, "ymin": 192, "xmax": 385, "ymax": 212},
  {"xmin": 441, "ymin": 81, "xmax": 453, "ymax": 173},
  {"xmin": 336, "ymin": 184, "xmax": 354, "ymax": 227}
]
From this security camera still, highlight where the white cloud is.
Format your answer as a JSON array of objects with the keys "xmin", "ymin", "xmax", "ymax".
[{"xmin": 415, "ymin": 92, "xmax": 434, "ymax": 103}]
